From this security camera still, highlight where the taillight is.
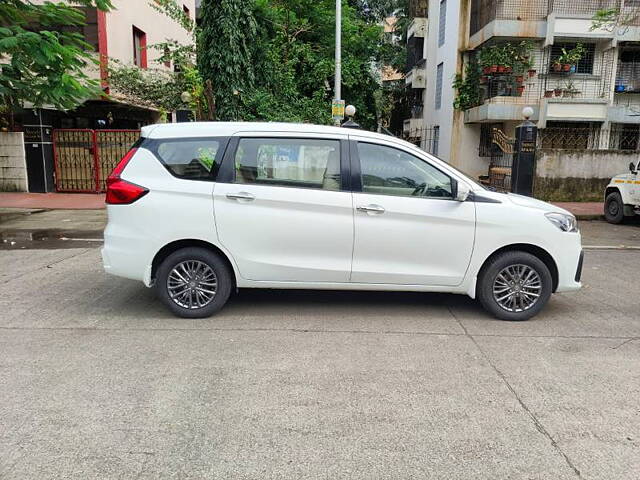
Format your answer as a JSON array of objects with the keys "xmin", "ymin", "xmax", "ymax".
[{"xmin": 105, "ymin": 148, "xmax": 149, "ymax": 205}]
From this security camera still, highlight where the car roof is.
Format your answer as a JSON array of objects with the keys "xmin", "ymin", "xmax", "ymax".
[{"xmin": 141, "ymin": 121, "xmax": 403, "ymax": 144}]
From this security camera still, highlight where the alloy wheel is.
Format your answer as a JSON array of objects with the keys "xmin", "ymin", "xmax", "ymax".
[
  {"xmin": 492, "ymin": 264, "xmax": 542, "ymax": 313},
  {"xmin": 167, "ymin": 260, "xmax": 218, "ymax": 309}
]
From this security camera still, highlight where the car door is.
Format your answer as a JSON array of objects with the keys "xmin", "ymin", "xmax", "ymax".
[
  {"xmin": 350, "ymin": 138, "xmax": 476, "ymax": 286},
  {"xmin": 213, "ymin": 133, "xmax": 353, "ymax": 283}
]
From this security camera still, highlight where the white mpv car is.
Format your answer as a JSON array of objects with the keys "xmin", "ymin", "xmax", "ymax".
[{"xmin": 102, "ymin": 122, "xmax": 583, "ymax": 321}]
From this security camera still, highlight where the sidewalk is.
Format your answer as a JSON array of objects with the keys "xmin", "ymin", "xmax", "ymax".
[
  {"xmin": 553, "ymin": 202, "xmax": 603, "ymax": 220},
  {"xmin": 0, "ymin": 193, "xmax": 105, "ymax": 210}
]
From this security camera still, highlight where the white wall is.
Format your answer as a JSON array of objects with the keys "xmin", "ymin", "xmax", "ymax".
[
  {"xmin": 423, "ymin": 0, "xmax": 462, "ymax": 163},
  {"xmin": 30, "ymin": 0, "xmax": 196, "ymax": 71},
  {"xmin": 537, "ymin": 149, "xmax": 636, "ymax": 179},
  {"xmin": 0, "ymin": 133, "xmax": 28, "ymax": 192},
  {"xmin": 106, "ymin": 0, "xmax": 196, "ymax": 69}
]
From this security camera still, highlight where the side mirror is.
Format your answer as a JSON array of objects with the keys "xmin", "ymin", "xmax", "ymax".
[
  {"xmin": 454, "ymin": 181, "xmax": 471, "ymax": 202},
  {"xmin": 630, "ymin": 162, "xmax": 637, "ymax": 174}
]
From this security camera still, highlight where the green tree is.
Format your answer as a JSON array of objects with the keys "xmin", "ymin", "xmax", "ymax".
[
  {"xmin": 0, "ymin": 0, "xmax": 113, "ymax": 122},
  {"xmin": 197, "ymin": 0, "xmax": 258, "ymax": 120},
  {"xmin": 196, "ymin": 0, "xmax": 404, "ymax": 129}
]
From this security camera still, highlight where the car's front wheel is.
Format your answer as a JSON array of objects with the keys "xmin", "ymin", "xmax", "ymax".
[
  {"xmin": 156, "ymin": 247, "xmax": 232, "ymax": 318},
  {"xmin": 604, "ymin": 191, "xmax": 625, "ymax": 224},
  {"xmin": 477, "ymin": 251, "xmax": 553, "ymax": 321}
]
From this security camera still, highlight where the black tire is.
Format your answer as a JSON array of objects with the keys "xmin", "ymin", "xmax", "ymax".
[
  {"xmin": 477, "ymin": 251, "xmax": 553, "ymax": 321},
  {"xmin": 604, "ymin": 191, "xmax": 625, "ymax": 224},
  {"xmin": 155, "ymin": 247, "xmax": 232, "ymax": 318}
]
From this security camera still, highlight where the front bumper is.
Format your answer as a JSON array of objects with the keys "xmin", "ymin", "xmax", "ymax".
[{"xmin": 575, "ymin": 250, "xmax": 584, "ymax": 283}]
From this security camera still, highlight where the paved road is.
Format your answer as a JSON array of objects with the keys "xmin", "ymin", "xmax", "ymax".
[{"xmin": 0, "ymin": 222, "xmax": 639, "ymax": 479}]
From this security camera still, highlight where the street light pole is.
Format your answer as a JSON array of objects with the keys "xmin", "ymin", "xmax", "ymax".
[{"xmin": 334, "ymin": 0, "xmax": 342, "ymax": 125}]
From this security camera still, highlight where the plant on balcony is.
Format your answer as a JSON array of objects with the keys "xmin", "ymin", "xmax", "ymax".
[
  {"xmin": 478, "ymin": 47, "xmax": 498, "ymax": 74},
  {"xmin": 479, "ymin": 41, "xmax": 535, "ymax": 77},
  {"xmin": 562, "ymin": 80, "xmax": 581, "ymax": 98},
  {"xmin": 453, "ymin": 60, "xmax": 481, "ymax": 111},
  {"xmin": 555, "ymin": 44, "xmax": 585, "ymax": 73},
  {"xmin": 591, "ymin": 8, "xmax": 639, "ymax": 34}
]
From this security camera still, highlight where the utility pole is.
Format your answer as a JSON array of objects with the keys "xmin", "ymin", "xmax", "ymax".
[{"xmin": 333, "ymin": 0, "xmax": 343, "ymax": 125}]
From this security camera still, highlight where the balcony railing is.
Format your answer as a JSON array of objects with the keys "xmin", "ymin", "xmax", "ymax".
[
  {"xmin": 469, "ymin": 0, "xmax": 632, "ymax": 36},
  {"xmin": 474, "ymin": 43, "xmax": 614, "ymax": 106},
  {"xmin": 538, "ymin": 124, "xmax": 640, "ymax": 151}
]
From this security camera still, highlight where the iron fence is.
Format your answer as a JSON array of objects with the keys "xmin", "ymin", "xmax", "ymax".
[
  {"xmin": 538, "ymin": 125, "xmax": 602, "ymax": 149},
  {"xmin": 402, "ymin": 126, "xmax": 440, "ymax": 155},
  {"xmin": 53, "ymin": 129, "xmax": 140, "ymax": 192},
  {"xmin": 538, "ymin": 124, "xmax": 640, "ymax": 150}
]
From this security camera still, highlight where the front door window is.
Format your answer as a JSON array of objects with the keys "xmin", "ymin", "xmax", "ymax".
[{"xmin": 358, "ymin": 142, "xmax": 453, "ymax": 199}]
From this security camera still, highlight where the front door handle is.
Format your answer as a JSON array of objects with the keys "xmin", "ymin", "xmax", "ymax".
[
  {"xmin": 226, "ymin": 192, "xmax": 255, "ymax": 201},
  {"xmin": 357, "ymin": 204, "xmax": 385, "ymax": 214}
]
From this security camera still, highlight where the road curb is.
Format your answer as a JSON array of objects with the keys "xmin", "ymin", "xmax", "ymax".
[{"xmin": 576, "ymin": 214, "xmax": 605, "ymax": 221}]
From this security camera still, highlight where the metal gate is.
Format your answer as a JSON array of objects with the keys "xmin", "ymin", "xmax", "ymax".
[
  {"xmin": 53, "ymin": 129, "xmax": 140, "ymax": 193},
  {"xmin": 488, "ymin": 127, "xmax": 515, "ymax": 192}
]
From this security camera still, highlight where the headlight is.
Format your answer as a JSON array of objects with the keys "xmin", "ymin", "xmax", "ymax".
[{"xmin": 545, "ymin": 212, "xmax": 578, "ymax": 232}]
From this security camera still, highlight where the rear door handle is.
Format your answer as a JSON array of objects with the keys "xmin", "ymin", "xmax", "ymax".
[
  {"xmin": 357, "ymin": 204, "xmax": 385, "ymax": 214},
  {"xmin": 226, "ymin": 192, "xmax": 255, "ymax": 201}
]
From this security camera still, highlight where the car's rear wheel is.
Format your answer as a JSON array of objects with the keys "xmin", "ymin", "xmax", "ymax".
[
  {"xmin": 477, "ymin": 251, "xmax": 553, "ymax": 321},
  {"xmin": 156, "ymin": 247, "xmax": 232, "ymax": 318},
  {"xmin": 604, "ymin": 191, "xmax": 625, "ymax": 224}
]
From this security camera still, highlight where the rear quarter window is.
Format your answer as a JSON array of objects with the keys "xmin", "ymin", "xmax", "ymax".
[{"xmin": 147, "ymin": 137, "xmax": 227, "ymax": 180}]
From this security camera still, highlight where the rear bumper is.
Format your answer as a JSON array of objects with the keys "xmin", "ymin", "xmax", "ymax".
[{"xmin": 102, "ymin": 224, "xmax": 154, "ymax": 284}]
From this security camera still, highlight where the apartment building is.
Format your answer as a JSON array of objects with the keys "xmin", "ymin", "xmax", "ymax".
[
  {"xmin": 20, "ymin": 0, "xmax": 196, "ymax": 129},
  {"xmin": 419, "ymin": 0, "xmax": 640, "ymax": 183},
  {"xmin": 11, "ymin": 1, "xmax": 196, "ymax": 193},
  {"xmin": 403, "ymin": 1, "xmax": 429, "ymax": 146}
]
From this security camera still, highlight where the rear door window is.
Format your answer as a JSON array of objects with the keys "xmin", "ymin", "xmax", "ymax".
[
  {"xmin": 151, "ymin": 138, "xmax": 225, "ymax": 180},
  {"xmin": 233, "ymin": 138, "xmax": 341, "ymax": 190}
]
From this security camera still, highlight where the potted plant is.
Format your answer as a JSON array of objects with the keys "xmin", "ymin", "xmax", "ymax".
[
  {"xmin": 552, "ymin": 60, "xmax": 563, "ymax": 72},
  {"xmin": 544, "ymin": 90, "xmax": 554, "ymax": 98},
  {"xmin": 563, "ymin": 80, "xmax": 581, "ymax": 98},
  {"xmin": 554, "ymin": 87, "xmax": 563, "ymax": 96},
  {"xmin": 478, "ymin": 48, "xmax": 492, "ymax": 74},
  {"xmin": 557, "ymin": 43, "xmax": 585, "ymax": 73}
]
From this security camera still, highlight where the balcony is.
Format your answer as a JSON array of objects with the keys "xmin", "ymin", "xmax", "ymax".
[
  {"xmin": 403, "ymin": 118, "xmax": 424, "ymax": 138},
  {"xmin": 464, "ymin": 42, "xmax": 614, "ymax": 124},
  {"xmin": 408, "ymin": 17, "xmax": 428, "ymax": 39},
  {"xmin": 610, "ymin": 92, "xmax": 640, "ymax": 124},
  {"xmin": 405, "ymin": 59, "xmax": 427, "ymax": 89},
  {"xmin": 467, "ymin": 0, "xmax": 634, "ymax": 49}
]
